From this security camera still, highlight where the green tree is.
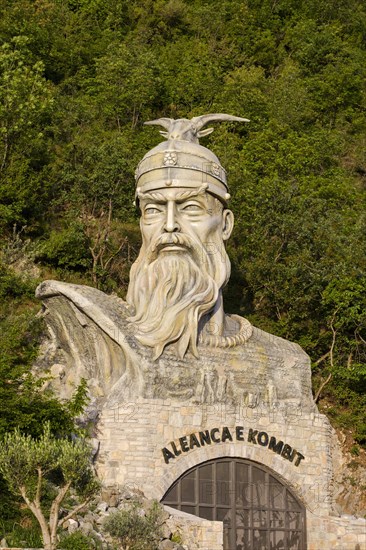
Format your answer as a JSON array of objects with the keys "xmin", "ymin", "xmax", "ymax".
[
  {"xmin": 0, "ymin": 424, "xmax": 100, "ymax": 550},
  {"xmin": 0, "ymin": 262, "xmax": 85, "ymax": 438},
  {"xmin": 0, "ymin": 36, "xmax": 54, "ymax": 230}
]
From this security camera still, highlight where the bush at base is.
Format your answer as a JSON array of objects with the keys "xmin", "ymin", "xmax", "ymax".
[{"xmin": 103, "ymin": 500, "xmax": 163, "ymax": 550}]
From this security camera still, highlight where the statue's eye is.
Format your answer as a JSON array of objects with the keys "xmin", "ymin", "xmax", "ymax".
[
  {"xmin": 144, "ymin": 206, "xmax": 161, "ymax": 215},
  {"xmin": 181, "ymin": 203, "xmax": 202, "ymax": 212}
]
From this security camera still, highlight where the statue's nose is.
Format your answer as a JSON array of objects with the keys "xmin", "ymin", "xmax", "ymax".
[{"xmin": 164, "ymin": 202, "xmax": 180, "ymax": 233}]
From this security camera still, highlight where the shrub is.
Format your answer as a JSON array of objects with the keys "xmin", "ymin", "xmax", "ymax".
[
  {"xmin": 103, "ymin": 500, "xmax": 163, "ymax": 550},
  {"xmin": 58, "ymin": 530, "xmax": 102, "ymax": 550}
]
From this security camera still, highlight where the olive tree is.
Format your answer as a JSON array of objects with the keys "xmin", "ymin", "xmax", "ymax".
[{"xmin": 0, "ymin": 423, "xmax": 100, "ymax": 550}]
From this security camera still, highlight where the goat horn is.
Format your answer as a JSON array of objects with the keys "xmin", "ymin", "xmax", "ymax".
[
  {"xmin": 144, "ymin": 118, "xmax": 174, "ymax": 131},
  {"xmin": 191, "ymin": 114, "xmax": 249, "ymax": 131}
]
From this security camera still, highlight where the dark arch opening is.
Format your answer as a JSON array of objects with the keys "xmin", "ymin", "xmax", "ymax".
[{"xmin": 161, "ymin": 457, "xmax": 307, "ymax": 550}]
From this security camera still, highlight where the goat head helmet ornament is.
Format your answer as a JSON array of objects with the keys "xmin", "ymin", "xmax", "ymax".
[
  {"xmin": 135, "ymin": 113, "xmax": 249, "ymax": 205},
  {"xmin": 144, "ymin": 114, "xmax": 249, "ymax": 143}
]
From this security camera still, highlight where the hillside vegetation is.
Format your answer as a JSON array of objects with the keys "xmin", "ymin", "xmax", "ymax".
[{"xmin": 0, "ymin": 0, "xmax": 366, "ymax": 535}]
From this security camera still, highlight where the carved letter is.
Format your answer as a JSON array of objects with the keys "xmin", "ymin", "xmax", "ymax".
[
  {"xmin": 268, "ymin": 436, "xmax": 284, "ymax": 455},
  {"xmin": 199, "ymin": 430, "xmax": 211, "ymax": 446},
  {"xmin": 221, "ymin": 427, "xmax": 233, "ymax": 443},
  {"xmin": 236, "ymin": 426, "xmax": 244, "ymax": 441},
  {"xmin": 171, "ymin": 441, "xmax": 181, "ymax": 456},
  {"xmin": 179, "ymin": 436, "xmax": 189, "ymax": 452},
  {"xmin": 257, "ymin": 431, "xmax": 269, "ymax": 447},
  {"xmin": 190, "ymin": 433, "xmax": 201, "ymax": 449},
  {"xmin": 294, "ymin": 452, "xmax": 305, "ymax": 467},
  {"xmin": 248, "ymin": 429, "xmax": 258, "ymax": 444},
  {"xmin": 210, "ymin": 428, "xmax": 221, "ymax": 443},
  {"xmin": 281, "ymin": 444, "xmax": 296, "ymax": 462},
  {"xmin": 162, "ymin": 447, "xmax": 175, "ymax": 464}
]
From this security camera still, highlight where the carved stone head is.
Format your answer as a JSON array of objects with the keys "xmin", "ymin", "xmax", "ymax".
[{"xmin": 127, "ymin": 114, "xmax": 248, "ymax": 359}]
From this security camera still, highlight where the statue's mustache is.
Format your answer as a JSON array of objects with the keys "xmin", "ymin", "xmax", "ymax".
[{"xmin": 148, "ymin": 233, "xmax": 199, "ymax": 262}]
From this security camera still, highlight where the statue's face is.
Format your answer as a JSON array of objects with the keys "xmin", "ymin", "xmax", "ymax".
[
  {"xmin": 138, "ymin": 186, "xmax": 234, "ymax": 259},
  {"xmin": 127, "ymin": 183, "xmax": 234, "ymax": 359}
]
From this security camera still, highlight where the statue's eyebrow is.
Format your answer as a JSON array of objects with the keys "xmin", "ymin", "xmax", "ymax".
[
  {"xmin": 138, "ymin": 184, "xmax": 208, "ymax": 203},
  {"xmin": 175, "ymin": 185, "xmax": 208, "ymax": 201}
]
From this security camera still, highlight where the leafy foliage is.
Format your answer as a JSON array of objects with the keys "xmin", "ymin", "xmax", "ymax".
[
  {"xmin": 103, "ymin": 500, "xmax": 163, "ymax": 550},
  {"xmin": 0, "ymin": 260, "xmax": 91, "ymax": 528},
  {"xmin": 0, "ymin": 519, "xmax": 42, "ymax": 549},
  {"xmin": 0, "ymin": 262, "xmax": 86, "ymax": 438},
  {"xmin": 58, "ymin": 530, "xmax": 103, "ymax": 550},
  {"xmin": 0, "ymin": 36, "xmax": 54, "ymax": 230},
  {"xmin": 0, "ymin": 423, "xmax": 100, "ymax": 550}
]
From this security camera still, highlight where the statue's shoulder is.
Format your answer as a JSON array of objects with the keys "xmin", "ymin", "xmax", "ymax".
[
  {"xmin": 227, "ymin": 313, "xmax": 309, "ymax": 362},
  {"xmin": 36, "ymin": 279, "xmax": 129, "ymax": 321},
  {"xmin": 231, "ymin": 317, "xmax": 314, "ymax": 408},
  {"xmin": 250, "ymin": 323, "xmax": 309, "ymax": 360},
  {"xmin": 35, "ymin": 280, "xmax": 143, "ymax": 403}
]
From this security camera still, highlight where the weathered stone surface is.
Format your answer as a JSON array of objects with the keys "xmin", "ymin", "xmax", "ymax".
[
  {"xmin": 36, "ymin": 280, "xmax": 315, "ymax": 413},
  {"xmin": 101, "ymin": 487, "xmax": 120, "ymax": 507},
  {"xmin": 79, "ymin": 521, "xmax": 94, "ymax": 535},
  {"xmin": 66, "ymin": 518, "xmax": 78, "ymax": 533},
  {"xmin": 96, "ymin": 501, "xmax": 108, "ymax": 513},
  {"xmin": 158, "ymin": 540, "xmax": 176, "ymax": 550},
  {"xmin": 83, "ymin": 511, "xmax": 97, "ymax": 524},
  {"xmin": 160, "ymin": 523, "xmax": 173, "ymax": 540}
]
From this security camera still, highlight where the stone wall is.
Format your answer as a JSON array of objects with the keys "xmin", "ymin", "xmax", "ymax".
[
  {"xmin": 98, "ymin": 398, "xmax": 334, "ymax": 515},
  {"xmin": 92, "ymin": 397, "xmax": 365, "ymax": 548},
  {"xmin": 307, "ymin": 512, "xmax": 366, "ymax": 550},
  {"xmin": 165, "ymin": 506, "xmax": 223, "ymax": 550}
]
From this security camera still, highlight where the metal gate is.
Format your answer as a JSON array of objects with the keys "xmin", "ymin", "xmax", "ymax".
[{"xmin": 161, "ymin": 458, "xmax": 307, "ymax": 550}]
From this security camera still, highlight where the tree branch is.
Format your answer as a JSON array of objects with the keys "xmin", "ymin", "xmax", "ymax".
[
  {"xmin": 49, "ymin": 480, "xmax": 72, "ymax": 543},
  {"xmin": 329, "ymin": 315, "xmax": 337, "ymax": 368},
  {"xmin": 315, "ymin": 310, "xmax": 338, "ymax": 403},
  {"xmin": 20, "ymin": 486, "xmax": 51, "ymax": 549},
  {"xmin": 1, "ymin": 135, "xmax": 9, "ymax": 171},
  {"xmin": 314, "ymin": 350, "xmax": 331, "ymax": 366},
  {"xmin": 315, "ymin": 372, "xmax": 332, "ymax": 403},
  {"xmin": 36, "ymin": 467, "xmax": 42, "ymax": 505},
  {"xmin": 355, "ymin": 329, "xmax": 366, "ymax": 346},
  {"xmin": 104, "ymin": 236, "xmax": 127, "ymax": 270},
  {"xmin": 50, "ymin": 480, "xmax": 72, "ymax": 513},
  {"xmin": 58, "ymin": 496, "xmax": 93, "ymax": 527}
]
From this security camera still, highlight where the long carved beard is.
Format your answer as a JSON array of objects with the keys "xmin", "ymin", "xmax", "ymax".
[{"xmin": 126, "ymin": 233, "xmax": 230, "ymax": 359}]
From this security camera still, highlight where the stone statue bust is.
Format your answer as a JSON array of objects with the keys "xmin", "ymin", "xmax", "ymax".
[{"xmin": 36, "ymin": 115, "xmax": 315, "ymax": 413}]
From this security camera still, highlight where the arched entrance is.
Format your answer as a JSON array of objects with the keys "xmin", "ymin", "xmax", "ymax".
[{"xmin": 161, "ymin": 457, "xmax": 307, "ymax": 550}]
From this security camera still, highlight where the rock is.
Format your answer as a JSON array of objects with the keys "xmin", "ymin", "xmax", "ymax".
[
  {"xmin": 160, "ymin": 508, "xmax": 171, "ymax": 522},
  {"xmin": 160, "ymin": 523, "xmax": 173, "ymax": 539},
  {"xmin": 101, "ymin": 487, "xmax": 120, "ymax": 507},
  {"xmin": 95, "ymin": 513, "xmax": 109, "ymax": 525},
  {"xmin": 117, "ymin": 501, "xmax": 131, "ymax": 510},
  {"xmin": 0, "ymin": 538, "xmax": 8, "ymax": 548},
  {"xmin": 119, "ymin": 483, "xmax": 144, "ymax": 501},
  {"xmin": 50, "ymin": 363, "xmax": 65, "ymax": 380},
  {"xmin": 66, "ymin": 518, "xmax": 79, "ymax": 533},
  {"xmin": 80, "ymin": 521, "xmax": 94, "ymax": 535},
  {"xmin": 158, "ymin": 540, "xmax": 185, "ymax": 550},
  {"xmin": 159, "ymin": 540, "xmax": 176, "ymax": 550},
  {"xmin": 90, "ymin": 437, "xmax": 100, "ymax": 459},
  {"xmin": 96, "ymin": 501, "xmax": 108, "ymax": 513},
  {"xmin": 84, "ymin": 512, "xmax": 98, "ymax": 524},
  {"xmin": 107, "ymin": 506, "xmax": 118, "ymax": 515}
]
